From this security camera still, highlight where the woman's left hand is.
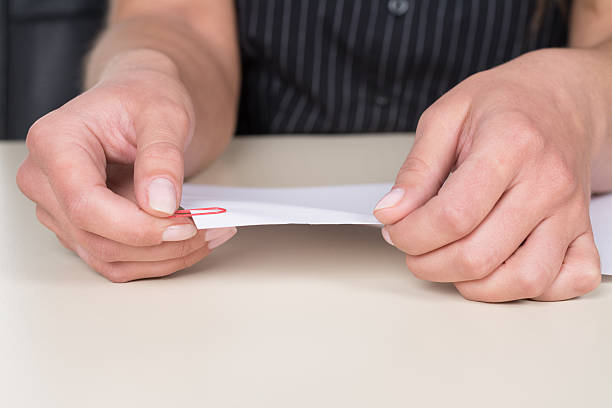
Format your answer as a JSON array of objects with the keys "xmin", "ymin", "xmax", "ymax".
[{"xmin": 374, "ymin": 49, "xmax": 602, "ymax": 302}]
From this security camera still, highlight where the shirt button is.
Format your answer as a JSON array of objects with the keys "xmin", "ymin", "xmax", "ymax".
[{"xmin": 388, "ymin": 0, "xmax": 409, "ymax": 16}]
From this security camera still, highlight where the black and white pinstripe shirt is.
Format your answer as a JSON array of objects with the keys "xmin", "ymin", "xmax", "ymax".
[{"xmin": 235, "ymin": 0, "xmax": 569, "ymax": 135}]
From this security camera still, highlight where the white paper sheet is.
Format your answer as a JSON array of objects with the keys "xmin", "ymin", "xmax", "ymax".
[
  {"xmin": 181, "ymin": 183, "xmax": 611, "ymax": 275},
  {"xmin": 180, "ymin": 183, "xmax": 389, "ymax": 229}
]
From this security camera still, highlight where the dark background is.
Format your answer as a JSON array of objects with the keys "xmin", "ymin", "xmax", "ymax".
[{"xmin": 0, "ymin": 0, "xmax": 106, "ymax": 140}]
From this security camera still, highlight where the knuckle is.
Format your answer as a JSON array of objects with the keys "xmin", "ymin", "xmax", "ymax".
[
  {"xmin": 169, "ymin": 103, "xmax": 192, "ymax": 135},
  {"xmin": 140, "ymin": 140, "xmax": 183, "ymax": 167},
  {"xmin": 101, "ymin": 264, "xmax": 132, "ymax": 284},
  {"xmin": 146, "ymin": 97, "xmax": 192, "ymax": 135},
  {"xmin": 56, "ymin": 234, "xmax": 73, "ymax": 251},
  {"xmin": 572, "ymin": 258, "xmax": 601, "ymax": 295},
  {"xmin": 516, "ymin": 265, "xmax": 550, "ymax": 298},
  {"xmin": 17, "ymin": 166, "xmax": 41, "ymax": 203},
  {"xmin": 35, "ymin": 206, "xmax": 49, "ymax": 225},
  {"xmin": 439, "ymin": 202, "xmax": 475, "ymax": 237},
  {"xmin": 405, "ymin": 256, "xmax": 430, "ymax": 280},
  {"xmin": 390, "ymin": 228, "xmax": 421, "ymax": 256},
  {"xmin": 35, "ymin": 206, "xmax": 64, "ymax": 239},
  {"xmin": 398, "ymin": 156, "xmax": 432, "ymax": 179},
  {"xmin": 417, "ymin": 104, "xmax": 441, "ymax": 131},
  {"xmin": 546, "ymin": 155, "xmax": 577, "ymax": 197},
  {"xmin": 511, "ymin": 117, "xmax": 545, "ymax": 156},
  {"xmin": 457, "ymin": 249, "xmax": 494, "ymax": 280},
  {"xmin": 106, "ymin": 273, "xmax": 131, "ymax": 284},
  {"xmin": 25, "ymin": 113, "xmax": 62, "ymax": 153},
  {"xmin": 455, "ymin": 283, "xmax": 483, "ymax": 302},
  {"xmin": 574, "ymin": 270, "xmax": 601, "ymax": 296},
  {"xmin": 25, "ymin": 118, "xmax": 46, "ymax": 152},
  {"xmin": 15, "ymin": 162, "xmax": 31, "ymax": 194}
]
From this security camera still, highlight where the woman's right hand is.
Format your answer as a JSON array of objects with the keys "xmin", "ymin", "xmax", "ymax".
[{"xmin": 16, "ymin": 50, "xmax": 237, "ymax": 282}]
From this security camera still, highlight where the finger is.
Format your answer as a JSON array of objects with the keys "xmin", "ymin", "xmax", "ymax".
[
  {"xmin": 454, "ymin": 216, "xmax": 572, "ymax": 302},
  {"xmin": 22, "ymin": 156, "xmax": 78, "ymax": 248},
  {"xmin": 16, "ymin": 157, "xmax": 47, "ymax": 203},
  {"xmin": 38, "ymin": 177, "xmax": 235, "ymax": 262},
  {"xmin": 57, "ymin": 234, "xmax": 74, "ymax": 251},
  {"xmin": 404, "ymin": 184, "xmax": 544, "ymax": 282},
  {"xmin": 22, "ymin": 162, "xmax": 76, "ymax": 250},
  {"xmin": 35, "ymin": 205, "xmax": 69, "ymax": 241},
  {"xmin": 383, "ymin": 131, "xmax": 526, "ymax": 256},
  {"xmin": 374, "ymin": 100, "xmax": 469, "ymax": 224},
  {"xmin": 533, "ymin": 230, "xmax": 601, "ymax": 301},
  {"xmin": 23, "ymin": 158, "xmax": 215, "ymax": 263},
  {"xmin": 35, "ymin": 205, "xmax": 76, "ymax": 251},
  {"xmin": 77, "ymin": 243, "xmax": 211, "ymax": 283},
  {"xmin": 133, "ymin": 101, "xmax": 194, "ymax": 216},
  {"xmin": 27, "ymin": 118, "xmax": 195, "ymax": 246},
  {"xmin": 77, "ymin": 227, "xmax": 236, "ymax": 263}
]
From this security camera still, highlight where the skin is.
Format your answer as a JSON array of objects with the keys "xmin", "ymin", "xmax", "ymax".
[
  {"xmin": 16, "ymin": 0, "xmax": 240, "ymax": 282},
  {"xmin": 15, "ymin": 0, "xmax": 612, "ymax": 297},
  {"xmin": 374, "ymin": 0, "xmax": 612, "ymax": 302}
]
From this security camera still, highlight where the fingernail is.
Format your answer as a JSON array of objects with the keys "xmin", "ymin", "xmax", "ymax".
[
  {"xmin": 205, "ymin": 227, "xmax": 237, "ymax": 242},
  {"xmin": 381, "ymin": 227, "xmax": 394, "ymax": 246},
  {"xmin": 148, "ymin": 178, "xmax": 177, "ymax": 215},
  {"xmin": 374, "ymin": 188, "xmax": 405, "ymax": 211},
  {"xmin": 162, "ymin": 224, "xmax": 197, "ymax": 242},
  {"xmin": 208, "ymin": 227, "xmax": 237, "ymax": 250}
]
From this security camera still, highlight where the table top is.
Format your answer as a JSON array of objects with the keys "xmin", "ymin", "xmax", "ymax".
[{"xmin": 2, "ymin": 135, "xmax": 611, "ymax": 408}]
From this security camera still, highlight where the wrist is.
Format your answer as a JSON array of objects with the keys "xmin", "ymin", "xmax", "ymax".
[
  {"xmin": 90, "ymin": 48, "xmax": 181, "ymax": 88},
  {"xmin": 520, "ymin": 48, "xmax": 612, "ymax": 191},
  {"xmin": 521, "ymin": 48, "xmax": 608, "ymax": 157}
]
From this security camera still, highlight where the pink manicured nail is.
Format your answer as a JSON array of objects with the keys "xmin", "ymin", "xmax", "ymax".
[
  {"xmin": 148, "ymin": 178, "xmax": 177, "ymax": 215},
  {"xmin": 205, "ymin": 227, "xmax": 237, "ymax": 242},
  {"xmin": 381, "ymin": 227, "xmax": 394, "ymax": 246},
  {"xmin": 208, "ymin": 227, "xmax": 237, "ymax": 249},
  {"xmin": 162, "ymin": 224, "xmax": 197, "ymax": 242},
  {"xmin": 374, "ymin": 188, "xmax": 405, "ymax": 211}
]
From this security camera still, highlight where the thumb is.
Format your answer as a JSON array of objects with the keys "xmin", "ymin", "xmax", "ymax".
[
  {"xmin": 133, "ymin": 105, "xmax": 194, "ymax": 217},
  {"xmin": 374, "ymin": 104, "xmax": 467, "ymax": 225}
]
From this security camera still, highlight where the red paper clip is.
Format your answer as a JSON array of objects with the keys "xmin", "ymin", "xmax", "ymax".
[{"xmin": 171, "ymin": 207, "xmax": 227, "ymax": 218}]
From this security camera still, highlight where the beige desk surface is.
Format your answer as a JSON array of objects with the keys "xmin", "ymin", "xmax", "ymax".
[{"xmin": 1, "ymin": 135, "xmax": 611, "ymax": 408}]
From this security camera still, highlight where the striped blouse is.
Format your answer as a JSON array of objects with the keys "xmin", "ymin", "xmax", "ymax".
[{"xmin": 234, "ymin": 0, "xmax": 569, "ymax": 135}]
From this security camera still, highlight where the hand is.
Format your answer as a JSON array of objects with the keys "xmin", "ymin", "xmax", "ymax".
[
  {"xmin": 374, "ymin": 49, "xmax": 601, "ymax": 302},
  {"xmin": 16, "ymin": 51, "xmax": 236, "ymax": 282}
]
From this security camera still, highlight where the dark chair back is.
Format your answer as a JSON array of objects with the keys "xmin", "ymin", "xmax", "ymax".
[{"xmin": 1, "ymin": 0, "xmax": 106, "ymax": 139}]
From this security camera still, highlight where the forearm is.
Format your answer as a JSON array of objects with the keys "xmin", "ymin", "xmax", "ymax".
[
  {"xmin": 85, "ymin": 2, "xmax": 240, "ymax": 176},
  {"xmin": 569, "ymin": 0, "xmax": 612, "ymax": 193},
  {"xmin": 582, "ymin": 40, "xmax": 612, "ymax": 193}
]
